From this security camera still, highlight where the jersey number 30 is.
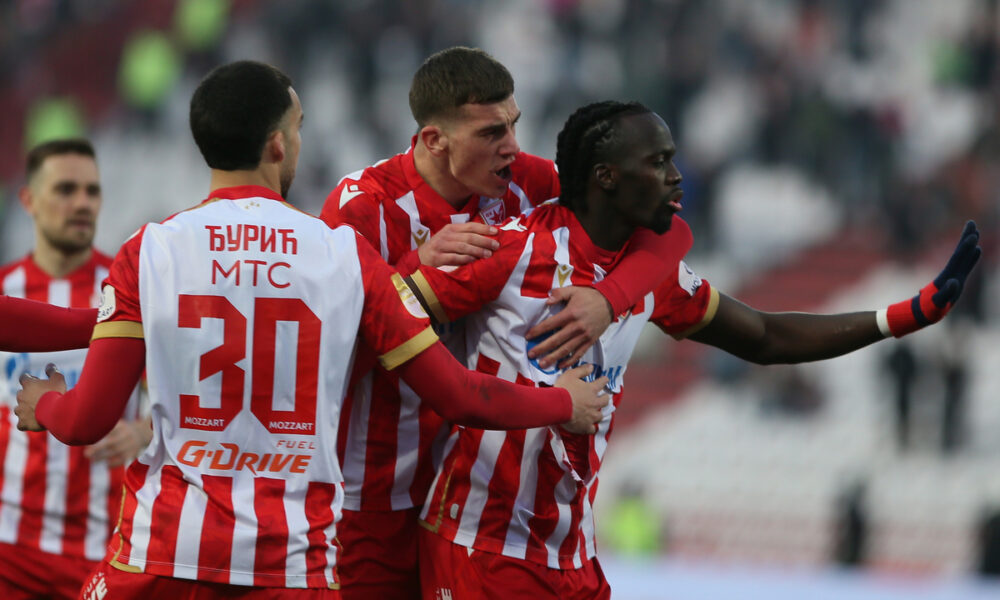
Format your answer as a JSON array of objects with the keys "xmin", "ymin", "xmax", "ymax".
[{"xmin": 177, "ymin": 294, "xmax": 320, "ymax": 435}]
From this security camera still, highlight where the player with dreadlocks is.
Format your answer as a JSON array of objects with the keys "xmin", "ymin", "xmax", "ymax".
[{"xmin": 404, "ymin": 100, "xmax": 981, "ymax": 598}]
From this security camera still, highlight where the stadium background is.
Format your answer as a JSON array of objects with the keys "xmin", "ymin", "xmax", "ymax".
[{"xmin": 1, "ymin": 0, "xmax": 999, "ymax": 597}]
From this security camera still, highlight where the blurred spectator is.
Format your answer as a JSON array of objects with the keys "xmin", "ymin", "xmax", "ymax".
[
  {"xmin": 936, "ymin": 321, "xmax": 970, "ymax": 455},
  {"xmin": 833, "ymin": 478, "xmax": 869, "ymax": 567},
  {"xmin": 603, "ymin": 481, "xmax": 662, "ymax": 558},
  {"xmin": 884, "ymin": 340, "xmax": 918, "ymax": 451}
]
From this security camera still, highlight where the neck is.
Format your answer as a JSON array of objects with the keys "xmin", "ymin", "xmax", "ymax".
[
  {"xmin": 413, "ymin": 143, "xmax": 470, "ymax": 209},
  {"xmin": 575, "ymin": 196, "xmax": 634, "ymax": 252},
  {"xmin": 32, "ymin": 237, "xmax": 92, "ymax": 279},
  {"xmin": 209, "ymin": 168, "xmax": 281, "ymax": 198}
]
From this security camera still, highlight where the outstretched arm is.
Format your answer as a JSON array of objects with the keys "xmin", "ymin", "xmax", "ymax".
[
  {"xmin": 397, "ymin": 342, "xmax": 607, "ymax": 434},
  {"xmin": 690, "ymin": 221, "xmax": 982, "ymax": 363},
  {"xmin": 0, "ymin": 296, "xmax": 96, "ymax": 352},
  {"xmin": 15, "ymin": 337, "xmax": 145, "ymax": 444}
]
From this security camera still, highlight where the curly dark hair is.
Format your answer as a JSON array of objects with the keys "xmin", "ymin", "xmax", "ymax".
[{"xmin": 554, "ymin": 101, "xmax": 650, "ymax": 212}]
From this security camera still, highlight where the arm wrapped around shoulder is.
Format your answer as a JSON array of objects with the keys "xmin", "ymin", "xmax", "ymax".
[{"xmin": 878, "ymin": 221, "xmax": 981, "ymax": 338}]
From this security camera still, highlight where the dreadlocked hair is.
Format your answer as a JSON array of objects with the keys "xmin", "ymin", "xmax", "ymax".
[{"xmin": 555, "ymin": 101, "xmax": 650, "ymax": 212}]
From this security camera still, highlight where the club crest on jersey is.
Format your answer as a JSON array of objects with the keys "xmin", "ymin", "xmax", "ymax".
[
  {"xmin": 478, "ymin": 198, "xmax": 505, "ymax": 225},
  {"xmin": 412, "ymin": 225, "xmax": 431, "ymax": 247},
  {"xmin": 391, "ymin": 273, "xmax": 429, "ymax": 319},
  {"xmin": 556, "ymin": 264, "xmax": 573, "ymax": 287},
  {"xmin": 97, "ymin": 284, "xmax": 116, "ymax": 322}
]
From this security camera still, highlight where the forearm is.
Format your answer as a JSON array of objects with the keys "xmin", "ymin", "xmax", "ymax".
[
  {"xmin": 0, "ymin": 297, "xmax": 96, "ymax": 351},
  {"xmin": 753, "ymin": 311, "xmax": 884, "ymax": 364},
  {"xmin": 691, "ymin": 295, "xmax": 884, "ymax": 364},
  {"xmin": 394, "ymin": 249, "xmax": 422, "ymax": 277},
  {"xmin": 594, "ymin": 232, "xmax": 666, "ymax": 316},
  {"xmin": 595, "ymin": 223, "xmax": 691, "ymax": 315},
  {"xmin": 36, "ymin": 337, "xmax": 145, "ymax": 445},
  {"xmin": 398, "ymin": 342, "xmax": 571, "ymax": 428}
]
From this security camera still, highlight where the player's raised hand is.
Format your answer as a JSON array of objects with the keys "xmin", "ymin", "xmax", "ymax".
[
  {"xmin": 527, "ymin": 287, "xmax": 614, "ymax": 369},
  {"xmin": 882, "ymin": 221, "xmax": 982, "ymax": 337},
  {"xmin": 555, "ymin": 363, "xmax": 609, "ymax": 435},
  {"xmin": 15, "ymin": 363, "xmax": 67, "ymax": 432},
  {"xmin": 417, "ymin": 222, "xmax": 500, "ymax": 268}
]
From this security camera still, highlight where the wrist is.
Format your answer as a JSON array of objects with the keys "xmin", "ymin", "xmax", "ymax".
[
  {"xmin": 875, "ymin": 308, "xmax": 892, "ymax": 338},
  {"xmin": 592, "ymin": 279, "xmax": 628, "ymax": 318}
]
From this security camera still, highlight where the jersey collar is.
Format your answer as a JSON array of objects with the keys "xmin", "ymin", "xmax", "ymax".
[
  {"xmin": 561, "ymin": 206, "xmax": 628, "ymax": 270},
  {"xmin": 203, "ymin": 185, "xmax": 286, "ymax": 204}
]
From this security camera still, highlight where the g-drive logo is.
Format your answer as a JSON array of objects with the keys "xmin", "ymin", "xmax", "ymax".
[{"xmin": 525, "ymin": 331, "xmax": 622, "ymax": 393}]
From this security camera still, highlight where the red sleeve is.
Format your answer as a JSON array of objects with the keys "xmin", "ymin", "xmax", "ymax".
[
  {"xmin": 393, "ymin": 249, "xmax": 422, "ymax": 277},
  {"xmin": 92, "ymin": 229, "xmax": 144, "ymax": 341},
  {"xmin": 397, "ymin": 342, "xmax": 571, "ymax": 429},
  {"xmin": 0, "ymin": 296, "xmax": 96, "ymax": 351},
  {"xmin": 354, "ymin": 235, "xmax": 439, "ymax": 370},
  {"xmin": 406, "ymin": 229, "xmax": 525, "ymax": 322},
  {"xmin": 649, "ymin": 260, "xmax": 719, "ymax": 339},
  {"xmin": 35, "ymin": 337, "xmax": 145, "ymax": 445},
  {"xmin": 594, "ymin": 216, "xmax": 694, "ymax": 316}
]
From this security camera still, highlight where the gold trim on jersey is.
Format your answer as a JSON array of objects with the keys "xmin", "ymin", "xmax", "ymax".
[
  {"xmin": 418, "ymin": 469, "xmax": 454, "ymax": 535},
  {"xmin": 108, "ymin": 484, "xmax": 143, "ymax": 572},
  {"xmin": 379, "ymin": 326, "xmax": 438, "ymax": 371},
  {"xmin": 674, "ymin": 287, "xmax": 720, "ymax": 340},
  {"xmin": 92, "ymin": 320, "xmax": 144, "ymax": 341},
  {"xmin": 407, "ymin": 271, "xmax": 449, "ymax": 324}
]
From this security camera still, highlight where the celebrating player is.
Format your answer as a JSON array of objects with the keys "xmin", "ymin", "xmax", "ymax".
[
  {"xmin": 11, "ymin": 61, "xmax": 608, "ymax": 598},
  {"xmin": 320, "ymin": 46, "xmax": 684, "ymax": 598},
  {"xmin": 0, "ymin": 140, "xmax": 150, "ymax": 600},
  {"xmin": 405, "ymin": 101, "xmax": 981, "ymax": 598}
]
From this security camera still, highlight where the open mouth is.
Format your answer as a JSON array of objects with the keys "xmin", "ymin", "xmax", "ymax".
[
  {"xmin": 495, "ymin": 165, "xmax": 512, "ymax": 181},
  {"xmin": 667, "ymin": 189, "xmax": 684, "ymax": 211}
]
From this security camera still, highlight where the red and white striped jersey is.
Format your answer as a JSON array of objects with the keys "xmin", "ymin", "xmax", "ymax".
[
  {"xmin": 0, "ymin": 252, "xmax": 142, "ymax": 561},
  {"xmin": 320, "ymin": 144, "xmax": 559, "ymax": 511},
  {"xmin": 412, "ymin": 204, "xmax": 719, "ymax": 569},
  {"xmin": 94, "ymin": 185, "xmax": 436, "ymax": 588}
]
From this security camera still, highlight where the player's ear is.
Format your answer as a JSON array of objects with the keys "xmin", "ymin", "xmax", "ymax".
[
  {"xmin": 18, "ymin": 185, "xmax": 35, "ymax": 215},
  {"xmin": 419, "ymin": 124, "xmax": 447, "ymax": 156},
  {"xmin": 265, "ymin": 129, "xmax": 286, "ymax": 164},
  {"xmin": 594, "ymin": 163, "xmax": 616, "ymax": 192}
]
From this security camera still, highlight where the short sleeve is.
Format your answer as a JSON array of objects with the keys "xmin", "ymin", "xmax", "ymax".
[
  {"xmin": 92, "ymin": 227, "xmax": 145, "ymax": 341},
  {"xmin": 355, "ymin": 235, "xmax": 438, "ymax": 370},
  {"xmin": 649, "ymin": 261, "xmax": 720, "ymax": 339}
]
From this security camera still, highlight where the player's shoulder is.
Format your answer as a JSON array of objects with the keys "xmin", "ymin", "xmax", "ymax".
[
  {"xmin": 0, "ymin": 254, "xmax": 30, "ymax": 279},
  {"xmin": 667, "ymin": 215, "xmax": 694, "ymax": 254},
  {"xmin": 91, "ymin": 248, "xmax": 115, "ymax": 268},
  {"xmin": 327, "ymin": 153, "xmax": 407, "ymax": 211},
  {"xmin": 522, "ymin": 200, "xmax": 570, "ymax": 229},
  {"xmin": 510, "ymin": 152, "xmax": 557, "ymax": 178}
]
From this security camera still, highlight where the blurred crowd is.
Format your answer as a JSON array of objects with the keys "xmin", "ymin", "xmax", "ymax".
[{"xmin": 2, "ymin": 0, "xmax": 1000, "ymax": 257}]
